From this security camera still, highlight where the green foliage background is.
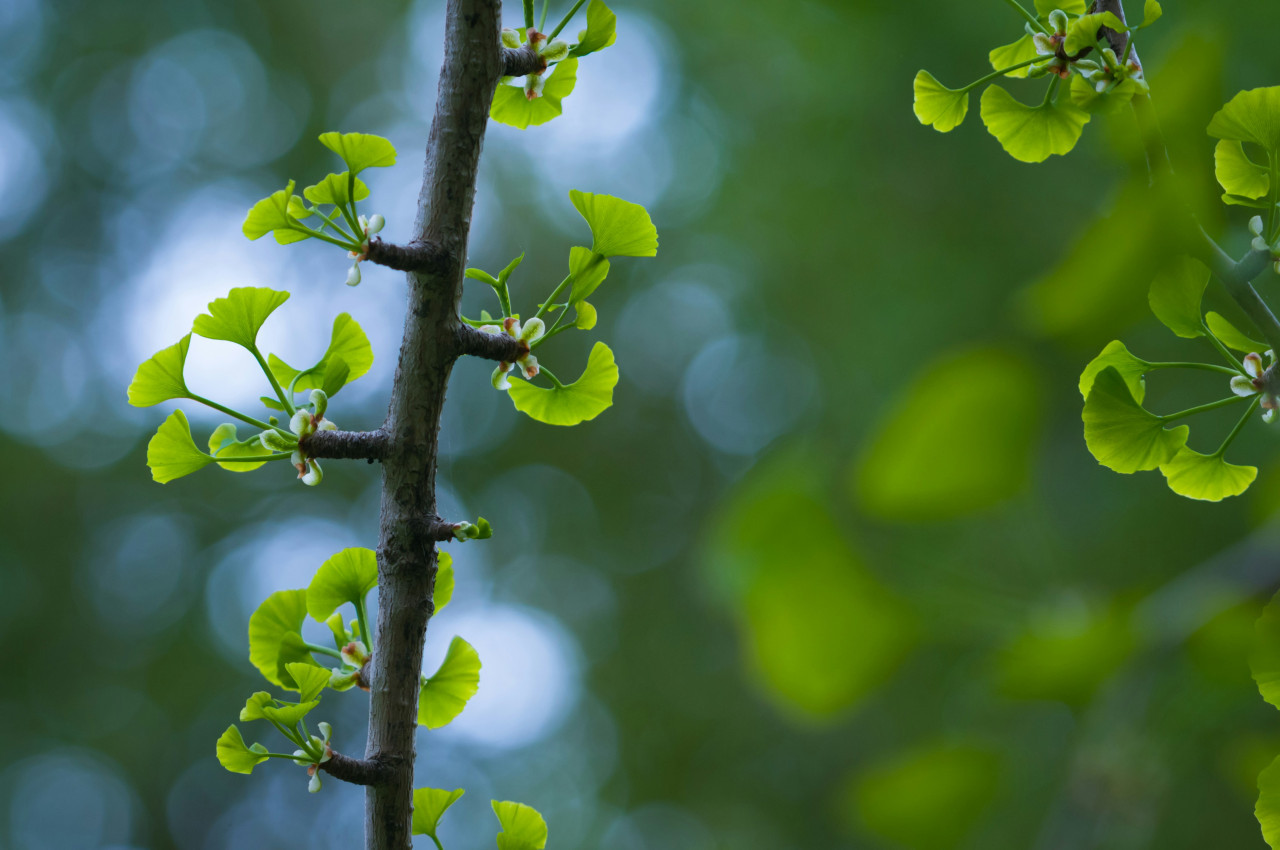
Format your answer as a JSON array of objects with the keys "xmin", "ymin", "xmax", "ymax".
[{"xmin": 4, "ymin": 0, "xmax": 1280, "ymax": 847}]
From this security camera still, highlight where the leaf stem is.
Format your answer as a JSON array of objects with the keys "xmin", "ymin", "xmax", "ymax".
[
  {"xmin": 533, "ymin": 274, "xmax": 573, "ymax": 322},
  {"xmin": 286, "ymin": 223, "xmax": 360, "ymax": 252},
  {"xmin": 212, "ymin": 453, "xmax": 295, "ymax": 463},
  {"xmin": 304, "ymin": 641, "xmax": 344, "ymax": 659},
  {"xmin": 260, "ymin": 751, "xmax": 309, "ymax": 761},
  {"xmin": 547, "ymin": 0, "xmax": 586, "ymax": 39},
  {"xmin": 252, "ymin": 345, "xmax": 297, "ymax": 415},
  {"xmin": 354, "ymin": 595, "xmax": 373, "ymax": 650},
  {"xmin": 188, "ymin": 394, "xmax": 290, "ymax": 436},
  {"xmin": 1041, "ymin": 75, "xmax": 1058, "ymax": 107},
  {"xmin": 1160, "ymin": 395, "xmax": 1248, "ymax": 422},
  {"xmin": 960, "ymin": 56, "xmax": 1046, "ymax": 94},
  {"xmin": 1215, "ymin": 395, "xmax": 1261, "ymax": 457},
  {"xmin": 539, "ymin": 365, "xmax": 566, "ymax": 389},
  {"xmin": 1146, "ymin": 361, "xmax": 1240, "ymax": 376},
  {"xmin": 529, "ymin": 322, "xmax": 574, "ymax": 350},
  {"xmin": 539, "ymin": 0, "xmax": 548, "ymax": 31},
  {"xmin": 1001, "ymin": 0, "xmax": 1049, "ymax": 33},
  {"xmin": 430, "ymin": 836, "xmax": 446, "ymax": 850},
  {"xmin": 523, "ymin": 0, "xmax": 535, "ymax": 29}
]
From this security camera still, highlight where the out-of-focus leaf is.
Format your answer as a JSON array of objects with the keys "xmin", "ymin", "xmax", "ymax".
[
  {"xmin": 1149, "ymin": 256, "xmax": 1209, "ymax": 338},
  {"xmin": 569, "ymin": 0, "xmax": 616, "ymax": 57},
  {"xmin": 1215, "ymin": 140, "xmax": 1270, "ymax": 200},
  {"xmin": 435, "ymin": 552, "xmax": 455, "ymax": 615},
  {"xmin": 1063, "ymin": 12, "xmax": 1127, "ymax": 55},
  {"xmin": 1207, "ymin": 87, "xmax": 1280, "ymax": 154},
  {"xmin": 1258, "ymin": 755, "xmax": 1280, "ymax": 848},
  {"xmin": 1251, "ymin": 590, "xmax": 1280, "ymax": 711},
  {"xmin": 996, "ymin": 598, "xmax": 1135, "ymax": 705}
]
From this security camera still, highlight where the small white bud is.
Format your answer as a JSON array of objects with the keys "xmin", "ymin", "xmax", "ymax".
[
  {"xmin": 317, "ymin": 418, "xmax": 337, "ymax": 431},
  {"xmin": 1254, "ymin": 236, "xmax": 1272, "ymax": 253},
  {"xmin": 519, "ymin": 353, "xmax": 539, "ymax": 379},
  {"xmin": 1032, "ymin": 32, "xmax": 1056, "ymax": 56},
  {"xmin": 501, "ymin": 27, "xmax": 521, "ymax": 48},
  {"xmin": 540, "ymin": 39, "xmax": 569, "ymax": 61},
  {"xmin": 290, "ymin": 409, "xmax": 316, "ymax": 437},
  {"xmin": 366, "ymin": 214, "xmax": 385, "ymax": 235},
  {"xmin": 1048, "ymin": 9, "xmax": 1068, "ymax": 33},
  {"xmin": 479, "ymin": 324, "xmax": 503, "ymax": 336},
  {"xmin": 1265, "ymin": 408, "xmax": 1277, "ymax": 424},
  {"xmin": 309, "ymin": 389, "xmax": 329, "ymax": 419},
  {"xmin": 1245, "ymin": 352, "xmax": 1265, "ymax": 378},
  {"xmin": 1249, "ymin": 216, "xmax": 1265, "ymax": 237},
  {"xmin": 308, "ymin": 771, "xmax": 322, "ymax": 794},
  {"xmin": 519, "ymin": 317, "xmax": 545, "ymax": 342},
  {"xmin": 346, "ymin": 264, "xmax": 362, "ymax": 287},
  {"xmin": 492, "ymin": 362, "xmax": 513, "ymax": 391},
  {"xmin": 524, "ymin": 73, "xmax": 546, "ymax": 101},
  {"xmin": 260, "ymin": 429, "xmax": 295, "ymax": 453},
  {"xmin": 300, "ymin": 459, "xmax": 323, "ymax": 486},
  {"xmin": 1231, "ymin": 375, "xmax": 1259, "ymax": 397}
]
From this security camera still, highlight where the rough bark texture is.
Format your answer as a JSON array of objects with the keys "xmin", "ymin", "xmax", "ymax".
[
  {"xmin": 366, "ymin": 238, "xmax": 447, "ymax": 274},
  {"xmin": 362, "ymin": 1, "xmax": 505, "ymax": 847},
  {"xmin": 302, "ymin": 428, "xmax": 391, "ymax": 461}
]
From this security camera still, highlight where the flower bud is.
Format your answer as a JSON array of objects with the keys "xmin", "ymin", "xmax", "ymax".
[
  {"xmin": 300, "ymin": 459, "xmax": 323, "ymax": 486},
  {"xmin": 329, "ymin": 667, "xmax": 361, "ymax": 691},
  {"xmin": 492, "ymin": 362, "xmax": 513, "ymax": 391},
  {"xmin": 318, "ymin": 722, "xmax": 333, "ymax": 745},
  {"xmin": 308, "ymin": 771, "xmax": 322, "ymax": 793},
  {"xmin": 540, "ymin": 39, "xmax": 569, "ymax": 61},
  {"xmin": 524, "ymin": 73, "xmax": 546, "ymax": 101},
  {"xmin": 341, "ymin": 641, "xmax": 370, "ymax": 667},
  {"xmin": 310, "ymin": 389, "xmax": 329, "ymax": 419},
  {"xmin": 291, "ymin": 409, "xmax": 316, "ymax": 437},
  {"xmin": 367, "ymin": 214, "xmax": 385, "ymax": 235},
  {"xmin": 501, "ymin": 27, "xmax": 521, "ymax": 48},
  {"xmin": 1255, "ymin": 236, "xmax": 1272, "ymax": 253},
  {"xmin": 259, "ymin": 429, "xmax": 296, "ymax": 453},
  {"xmin": 519, "ymin": 317, "xmax": 545, "ymax": 342},
  {"xmin": 1048, "ymin": 9, "xmax": 1068, "ymax": 33},
  {"xmin": 346, "ymin": 264, "xmax": 362, "ymax": 287},
  {"xmin": 519, "ymin": 352, "xmax": 539, "ymax": 379},
  {"xmin": 1032, "ymin": 32, "xmax": 1056, "ymax": 56},
  {"xmin": 317, "ymin": 418, "xmax": 337, "ymax": 432},
  {"xmin": 1252, "ymin": 216, "xmax": 1267, "ymax": 238},
  {"xmin": 479, "ymin": 324, "xmax": 503, "ymax": 336}
]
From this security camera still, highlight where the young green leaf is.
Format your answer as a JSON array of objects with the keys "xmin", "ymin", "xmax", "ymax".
[
  {"xmin": 147, "ymin": 410, "xmax": 214, "ymax": 483},
  {"xmin": 1258, "ymin": 755, "xmax": 1280, "ymax": 849},
  {"xmin": 1079, "ymin": 341, "xmax": 1150, "ymax": 402},
  {"xmin": 1214, "ymin": 140, "xmax": 1270, "ymax": 201},
  {"xmin": 569, "ymin": 0, "xmax": 616, "ymax": 57},
  {"xmin": 1207, "ymin": 87, "xmax": 1280, "ymax": 154},
  {"xmin": 988, "ymin": 35, "xmax": 1039, "ymax": 80},
  {"xmin": 128, "ymin": 334, "xmax": 192, "ymax": 407},
  {"xmin": 1082, "ymin": 367, "xmax": 1188, "ymax": 473},
  {"xmin": 412, "ymin": 788, "xmax": 466, "ymax": 838},
  {"xmin": 569, "ymin": 190, "xmax": 658, "ymax": 258},
  {"xmin": 208, "ymin": 423, "xmax": 268, "ymax": 473},
  {"xmin": 261, "ymin": 699, "xmax": 320, "ymax": 727},
  {"xmin": 239, "ymin": 692, "xmax": 274, "ymax": 722},
  {"xmin": 1159, "ymin": 447, "xmax": 1256, "ymax": 501},
  {"xmin": 1034, "ymin": 0, "xmax": 1085, "ymax": 14},
  {"xmin": 1253, "ymin": 591, "xmax": 1280, "ymax": 710},
  {"xmin": 912, "ymin": 70, "xmax": 969, "ymax": 133},
  {"xmin": 248, "ymin": 589, "xmax": 316, "ymax": 689},
  {"xmin": 302, "ymin": 172, "xmax": 371, "ymax": 207},
  {"xmin": 418, "ymin": 636, "xmax": 481, "ymax": 729},
  {"xmin": 306, "ymin": 547, "xmax": 378, "ymax": 621},
  {"xmin": 508, "ymin": 341, "xmax": 618, "ymax": 426},
  {"xmin": 492, "ymin": 801, "xmax": 548, "ymax": 850},
  {"xmin": 1137, "ymin": 0, "xmax": 1162, "ymax": 28},
  {"xmin": 1068, "ymin": 74, "xmax": 1144, "ymax": 115},
  {"xmin": 1063, "ymin": 12, "xmax": 1127, "ymax": 55},
  {"xmin": 491, "ymin": 58, "xmax": 579, "ymax": 129},
  {"xmin": 1206, "ymin": 311, "xmax": 1268, "ymax": 353},
  {"xmin": 567, "ymin": 246, "xmax": 610, "ymax": 304},
  {"xmin": 980, "ymin": 85, "xmax": 1090, "ymax": 163},
  {"xmin": 216, "ymin": 725, "xmax": 269, "ymax": 774},
  {"xmin": 575, "ymin": 300, "xmax": 598, "ymax": 329},
  {"xmin": 317, "ymin": 132, "xmax": 397, "ymax": 174},
  {"xmin": 1149, "ymin": 256, "xmax": 1209, "ymax": 339},
  {"xmin": 243, "ymin": 181, "xmax": 309, "ymax": 243},
  {"xmin": 285, "ymin": 662, "xmax": 331, "ymax": 703},
  {"xmin": 435, "ymin": 551, "xmax": 455, "ymax": 615},
  {"xmin": 193, "ymin": 287, "xmax": 291, "ymax": 351},
  {"xmin": 269, "ymin": 313, "xmax": 374, "ymax": 397}
]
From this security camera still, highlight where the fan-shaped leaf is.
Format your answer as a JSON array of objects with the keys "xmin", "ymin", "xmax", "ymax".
[
  {"xmin": 261, "ymin": 699, "xmax": 320, "ymax": 727},
  {"xmin": 208, "ymin": 423, "xmax": 269, "ymax": 473},
  {"xmin": 492, "ymin": 801, "xmax": 548, "ymax": 850},
  {"xmin": 243, "ymin": 181, "xmax": 304, "ymax": 242},
  {"xmin": 269, "ymin": 313, "xmax": 373, "ymax": 396},
  {"xmin": 248, "ymin": 589, "xmax": 315, "ymax": 689},
  {"xmin": 193, "ymin": 287, "xmax": 291, "ymax": 350},
  {"xmin": 491, "ymin": 58, "xmax": 578, "ymax": 129},
  {"xmin": 302, "ymin": 172, "xmax": 370, "ymax": 207},
  {"xmin": 1149, "ymin": 256, "xmax": 1209, "ymax": 339},
  {"xmin": 1082, "ymin": 367, "xmax": 1188, "ymax": 473},
  {"xmin": 307, "ymin": 547, "xmax": 378, "ymax": 621},
  {"xmin": 128, "ymin": 335, "xmax": 192, "ymax": 407},
  {"xmin": 285, "ymin": 662, "xmax": 330, "ymax": 703},
  {"xmin": 1160, "ymin": 446, "xmax": 1256, "ymax": 501},
  {"xmin": 1252, "ymin": 591, "xmax": 1280, "ymax": 711},
  {"xmin": 147, "ymin": 410, "xmax": 213, "ymax": 483},
  {"xmin": 989, "ymin": 35, "xmax": 1039, "ymax": 80},
  {"xmin": 508, "ymin": 341, "xmax": 618, "ymax": 426},
  {"xmin": 1206, "ymin": 311, "xmax": 1268, "ymax": 353},
  {"xmin": 412, "ymin": 788, "xmax": 466, "ymax": 838},
  {"xmin": 239, "ymin": 692, "xmax": 273, "ymax": 722},
  {"xmin": 418, "ymin": 636, "xmax": 481, "ymax": 729},
  {"xmin": 1208, "ymin": 87, "xmax": 1280, "ymax": 153},
  {"xmin": 1079, "ymin": 341, "xmax": 1150, "ymax": 402},
  {"xmin": 912, "ymin": 70, "xmax": 969, "ymax": 133},
  {"xmin": 568, "ymin": 190, "xmax": 657, "ymax": 258},
  {"xmin": 980, "ymin": 85, "xmax": 1090, "ymax": 163},
  {"xmin": 216, "ymin": 725, "xmax": 269, "ymax": 774},
  {"xmin": 1215, "ymin": 140, "xmax": 1270, "ymax": 201},
  {"xmin": 1258, "ymin": 755, "xmax": 1280, "ymax": 848},
  {"xmin": 568, "ymin": 246, "xmax": 610, "ymax": 305},
  {"xmin": 569, "ymin": 0, "xmax": 616, "ymax": 57},
  {"xmin": 317, "ymin": 132, "xmax": 397, "ymax": 174},
  {"xmin": 1063, "ymin": 12, "xmax": 1127, "ymax": 55},
  {"xmin": 435, "ymin": 552, "xmax": 455, "ymax": 615}
]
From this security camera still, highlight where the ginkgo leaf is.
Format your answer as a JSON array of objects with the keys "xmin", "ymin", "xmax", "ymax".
[
  {"xmin": 980, "ymin": 85, "xmax": 1090, "ymax": 163},
  {"xmin": 568, "ymin": 190, "xmax": 658, "ymax": 258},
  {"xmin": 508, "ymin": 341, "xmax": 618, "ymax": 426},
  {"xmin": 248, "ymin": 589, "xmax": 316, "ymax": 689},
  {"xmin": 412, "ymin": 788, "xmax": 466, "ymax": 838},
  {"xmin": 243, "ymin": 180, "xmax": 304, "ymax": 242},
  {"xmin": 1252, "ymin": 591, "xmax": 1280, "ymax": 711},
  {"xmin": 317, "ymin": 132, "xmax": 397, "ymax": 174},
  {"xmin": 285, "ymin": 662, "xmax": 330, "ymax": 703},
  {"xmin": 435, "ymin": 552, "xmax": 455, "ymax": 615},
  {"xmin": 1137, "ymin": 0, "xmax": 1163, "ymax": 28},
  {"xmin": 1034, "ymin": 0, "xmax": 1085, "ymax": 14},
  {"xmin": 208, "ymin": 423, "xmax": 268, "ymax": 473},
  {"xmin": 193, "ymin": 287, "xmax": 291, "ymax": 350},
  {"xmin": 567, "ymin": 246, "xmax": 610, "ymax": 304},
  {"xmin": 1215, "ymin": 139, "xmax": 1270, "ymax": 200},
  {"xmin": 492, "ymin": 801, "xmax": 548, "ymax": 850},
  {"xmin": 1149, "ymin": 256, "xmax": 1209, "ymax": 339},
  {"xmin": 1079, "ymin": 341, "xmax": 1150, "ymax": 402},
  {"xmin": 912, "ymin": 70, "xmax": 969, "ymax": 133},
  {"xmin": 1207, "ymin": 87, "xmax": 1280, "ymax": 153},
  {"xmin": 1068, "ymin": 74, "xmax": 1144, "ymax": 115},
  {"xmin": 216, "ymin": 725, "xmax": 269, "ymax": 774},
  {"xmin": 1063, "ymin": 12, "xmax": 1127, "ymax": 55},
  {"xmin": 307, "ymin": 547, "xmax": 378, "ymax": 621},
  {"xmin": 1082, "ymin": 367, "xmax": 1188, "ymax": 473},
  {"xmin": 575, "ymin": 300, "xmax": 597, "ymax": 330},
  {"xmin": 269, "ymin": 313, "xmax": 374, "ymax": 396},
  {"xmin": 1258, "ymin": 755, "xmax": 1280, "ymax": 848},
  {"xmin": 569, "ymin": 0, "xmax": 616, "ymax": 57},
  {"xmin": 1159, "ymin": 446, "xmax": 1257, "ymax": 501},
  {"xmin": 261, "ymin": 700, "xmax": 320, "ymax": 727},
  {"xmin": 239, "ymin": 692, "xmax": 274, "ymax": 722},
  {"xmin": 418, "ymin": 636, "xmax": 481, "ymax": 729},
  {"xmin": 302, "ymin": 172, "xmax": 371, "ymax": 207},
  {"xmin": 988, "ymin": 35, "xmax": 1039, "ymax": 80},
  {"xmin": 491, "ymin": 58, "xmax": 578, "ymax": 129},
  {"xmin": 128, "ymin": 334, "xmax": 192, "ymax": 407},
  {"xmin": 1206, "ymin": 311, "xmax": 1268, "ymax": 353},
  {"xmin": 147, "ymin": 410, "xmax": 214, "ymax": 483}
]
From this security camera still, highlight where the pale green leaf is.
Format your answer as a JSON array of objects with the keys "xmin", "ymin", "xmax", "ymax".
[
  {"xmin": 912, "ymin": 70, "xmax": 969, "ymax": 133},
  {"xmin": 1208, "ymin": 87, "xmax": 1280, "ymax": 153},
  {"xmin": 570, "ymin": 0, "xmax": 616, "ymax": 57},
  {"xmin": 491, "ymin": 58, "xmax": 578, "ymax": 129},
  {"xmin": 269, "ymin": 313, "xmax": 373, "ymax": 396},
  {"xmin": 1034, "ymin": 0, "xmax": 1085, "ymax": 14},
  {"xmin": 1082, "ymin": 367, "xmax": 1188, "ymax": 473},
  {"xmin": 980, "ymin": 84, "xmax": 1090, "ymax": 163},
  {"xmin": 193, "ymin": 287, "xmax": 291, "ymax": 350},
  {"xmin": 492, "ymin": 801, "xmax": 548, "ymax": 850},
  {"xmin": 1160, "ymin": 446, "xmax": 1257, "ymax": 501},
  {"xmin": 575, "ymin": 300, "xmax": 597, "ymax": 330},
  {"xmin": 1137, "ymin": 0, "xmax": 1163, "ymax": 28},
  {"xmin": 1149, "ymin": 256, "xmax": 1209, "ymax": 339},
  {"xmin": 285, "ymin": 662, "xmax": 330, "ymax": 703},
  {"xmin": 239, "ymin": 691, "xmax": 273, "ymax": 722},
  {"xmin": 854, "ymin": 347, "xmax": 1041, "ymax": 520},
  {"xmin": 988, "ymin": 35, "xmax": 1039, "ymax": 80},
  {"xmin": 307, "ymin": 547, "xmax": 378, "ymax": 621},
  {"xmin": 435, "ymin": 551, "xmax": 455, "ymax": 615},
  {"xmin": 243, "ymin": 180, "xmax": 303, "ymax": 241},
  {"xmin": 208, "ymin": 423, "xmax": 268, "ymax": 473},
  {"xmin": 1252, "ymin": 590, "xmax": 1280, "ymax": 711},
  {"xmin": 302, "ymin": 172, "xmax": 371, "ymax": 207},
  {"xmin": 216, "ymin": 725, "xmax": 269, "ymax": 774},
  {"xmin": 147, "ymin": 410, "xmax": 213, "ymax": 484},
  {"xmin": 1206, "ymin": 311, "xmax": 1268, "ymax": 353},
  {"xmin": 1069, "ymin": 73, "xmax": 1144, "ymax": 115},
  {"xmin": 1258, "ymin": 754, "xmax": 1280, "ymax": 848},
  {"xmin": 128, "ymin": 334, "xmax": 192, "ymax": 407},
  {"xmin": 508, "ymin": 341, "xmax": 618, "ymax": 426},
  {"xmin": 567, "ymin": 246, "xmax": 610, "ymax": 304},
  {"xmin": 1063, "ymin": 12, "xmax": 1128, "ymax": 55},
  {"xmin": 248, "ymin": 589, "xmax": 316, "ymax": 689},
  {"xmin": 261, "ymin": 700, "xmax": 320, "ymax": 727},
  {"xmin": 317, "ymin": 132, "xmax": 397, "ymax": 174},
  {"xmin": 1215, "ymin": 139, "xmax": 1270, "ymax": 200},
  {"xmin": 568, "ymin": 190, "xmax": 658, "ymax": 258},
  {"xmin": 1079, "ymin": 340, "xmax": 1150, "ymax": 402},
  {"xmin": 418, "ymin": 636, "xmax": 481, "ymax": 729},
  {"xmin": 412, "ymin": 788, "xmax": 466, "ymax": 838}
]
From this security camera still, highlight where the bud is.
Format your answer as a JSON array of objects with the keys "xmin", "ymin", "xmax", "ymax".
[
  {"xmin": 1252, "ymin": 217, "xmax": 1267, "ymax": 238},
  {"xmin": 310, "ymin": 389, "xmax": 329, "ymax": 419},
  {"xmin": 492, "ymin": 362, "xmax": 513, "ymax": 391},
  {"xmin": 480, "ymin": 324, "xmax": 503, "ymax": 336},
  {"xmin": 367, "ymin": 214, "xmax": 385, "ymax": 235},
  {"xmin": 346, "ymin": 263, "xmax": 362, "ymax": 287},
  {"xmin": 1032, "ymin": 32, "xmax": 1056, "ymax": 56},
  {"xmin": 524, "ymin": 73, "xmax": 546, "ymax": 101},
  {"xmin": 318, "ymin": 722, "xmax": 333, "ymax": 744},
  {"xmin": 1048, "ymin": 9, "xmax": 1068, "ymax": 33},
  {"xmin": 300, "ymin": 458, "xmax": 323, "ymax": 486},
  {"xmin": 358, "ymin": 214, "xmax": 369, "ymax": 232},
  {"xmin": 259, "ymin": 429, "xmax": 296, "ymax": 453},
  {"xmin": 540, "ymin": 39, "xmax": 569, "ymax": 61},
  {"xmin": 1027, "ymin": 61, "xmax": 1052, "ymax": 79},
  {"xmin": 290, "ymin": 409, "xmax": 316, "ymax": 437},
  {"xmin": 325, "ymin": 612, "xmax": 350, "ymax": 645},
  {"xmin": 519, "ymin": 352, "xmax": 539, "ymax": 379},
  {"xmin": 519, "ymin": 316, "xmax": 546, "ymax": 342},
  {"xmin": 341, "ymin": 640, "xmax": 370, "ymax": 667},
  {"xmin": 329, "ymin": 667, "xmax": 361, "ymax": 691},
  {"xmin": 1255, "ymin": 236, "xmax": 1272, "ymax": 253},
  {"xmin": 317, "ymin": 418, "xmax": 337, "ymax": 431},
  {"xmin": 501, "ymin": 27, "xmax": 521, "ymax": 48},
  {"xmin": 308, "ymin": 770, "xmax": 322, "ymax": 794}
]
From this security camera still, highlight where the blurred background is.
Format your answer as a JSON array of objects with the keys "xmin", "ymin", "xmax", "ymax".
[{"xmin": 4, "ymin": 0, "xmax": 1280, "ymax": 847}]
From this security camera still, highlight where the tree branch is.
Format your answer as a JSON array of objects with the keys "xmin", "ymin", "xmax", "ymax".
[
  {"xmin": 502, "ymin": 45, "xmax": 545, "ymax": 77},
  {"xmin": 455, "ymin": 323, "xmax": 527, "ymax": 362},
  {"xmin": 320, "ymin": 751, "xmax": 395, "ymax": 787},
  {"xmin": 301, "ymin": 429, "xmax": 391, "ymax": 461},
  {"xmin": 365, "ymin": 238, "xmax": 448, "ymax": 274}
]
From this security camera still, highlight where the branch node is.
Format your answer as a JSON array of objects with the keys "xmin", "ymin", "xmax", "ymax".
[
  {"xmin": 455, "ymin": 323, "xmax": 527, "ymax": 362},
  {"xmin": 365, "ymin": 238, "xmax": 449, "ymax": 274},
  {"xmin": 300, "ymin": 429, "xmax": 391, "ymax": 462},
  {"xmin": 501, "ymin": 45, "xmax": 546, "ymax": 78}
]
